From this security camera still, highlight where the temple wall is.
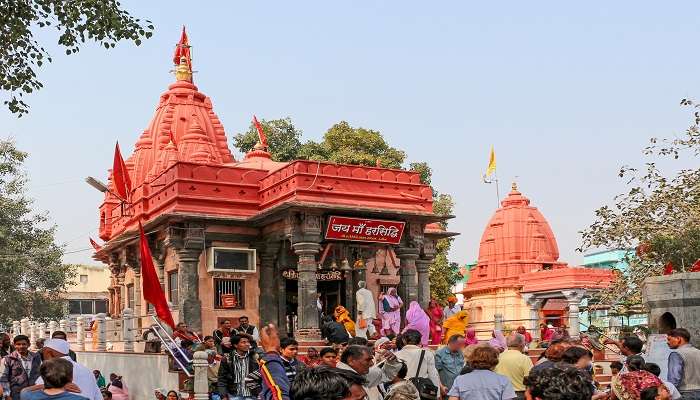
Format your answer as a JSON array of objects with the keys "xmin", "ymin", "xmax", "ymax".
[
  {"xmin": 463, "ymin": 288, "xmax": 530, "ymax": 339},
  {"xmin": 643, "ymin": 273, "xmax": 700, "ymax": 348}
]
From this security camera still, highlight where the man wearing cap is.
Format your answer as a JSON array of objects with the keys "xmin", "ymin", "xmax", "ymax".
[
  {"xmin": 34, "ymin": 339, "xmax": 102, "ymax": 400},
  {"xmin": 442, "ymin": 297, "xmax": 461, "ymax": 319}
]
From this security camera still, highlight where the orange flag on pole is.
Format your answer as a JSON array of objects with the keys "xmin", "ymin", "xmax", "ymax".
[
  {"xmin": 139, "ymin": 222, "xmax": 176, "ymax": 328},
  {"xmin": 112, "ymin": 142, "xmax": 131, "ymax": 201},
  {"xmin": 253, "ymin": 115, "xmax": 268, "ymax": 147}
]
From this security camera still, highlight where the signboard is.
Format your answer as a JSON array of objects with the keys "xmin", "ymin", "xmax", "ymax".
[
  {"xmin": 220, "ymin": 294, "xmax": 239, "ymax": 308},
  {"xmin": 325, "ymin": 216, "xmax": 405, "ymax": 245},
  {"xmin": 282, "ymin": 269, "xmax": 343, "ymax": 281}
]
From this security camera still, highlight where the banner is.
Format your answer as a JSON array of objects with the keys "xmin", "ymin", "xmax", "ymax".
[
  {"xmin": 325, "ymin": 216, "xmax": 405, "ymax": 244},
  {"xmin": 282, "ymin": 269, "xmax": 343, "ymax": 281}
]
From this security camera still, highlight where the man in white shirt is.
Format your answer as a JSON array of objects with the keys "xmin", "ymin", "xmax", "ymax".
[
  {"xmin": 394, "ymin": 329, "xmax": 441, "ymax": 390},
  {"xmin": 36, "ymin": 339, "xmax": 102, "ymax": 400},
  {"xmin": 355, "ymin": 281, "xmax": 377, "ymax": 339}
]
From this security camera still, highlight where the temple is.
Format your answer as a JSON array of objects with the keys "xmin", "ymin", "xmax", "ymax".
[
  {"xmin": 92, "ymin": 30, "xmax": 454, "ymax": 338},
  {"xmin": 461, "ymin": 183, "xmax": 614, "ymax": 338}
]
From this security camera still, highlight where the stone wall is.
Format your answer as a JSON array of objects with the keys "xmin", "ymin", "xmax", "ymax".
[{"xmin": 642, "ymin": 272, "xmax": 700, "ymax": 348}]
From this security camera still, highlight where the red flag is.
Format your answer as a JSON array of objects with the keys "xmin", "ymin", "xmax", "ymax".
[
  {"xmin": 253, "ymin": 115, "xmax": 268, "ymax": 147},
  {"xmin": 663, "ymin": 262, "xmax": 674, "ymax": 275},
  {"xmin": 173, "ymin": 26, "xmax": 191, "ymax": 69},
  {"xmin": 112, "ymin": 142, "xmax": 132, "ymax": 201},
  {"xmin": 139, "ymin": 222, "xmax": 176, "ymax": 328},
  {"xmin": 691, "ymin": 259, "xmax": 700, "ymax": 273},
  {"xmin": 89, "ymin": 237, "xmax": 102, "ymax": 252}
]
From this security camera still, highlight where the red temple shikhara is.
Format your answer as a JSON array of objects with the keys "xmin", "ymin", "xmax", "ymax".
[
  {"xmin": 93, "ymin": 30, "xmax": 455, "ymax": 338},
  {"xmin": 461, "ymin": 183, "xmax": 614, "ymax": 338}
]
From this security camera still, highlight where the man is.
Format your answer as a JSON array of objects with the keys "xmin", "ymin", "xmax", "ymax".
[
  {"xmin": 443, "ymin": 297, "xmax": 460, "ymax": 319},
  {"xmin": 667, "ymin": 328, "xmax": 700, "ymax": 400},
  {"xmin": 394, "ymin": 330, "xmax": 441, "ymax": 387},
  {"xmin": 50, "ymin": 332, "xmax": 76, "ymax": 362},
  {"xmin": 21, "ymin": 358, "xmax": 85, "ymax": 400},
  {"xmin": 0, "ymin": 333, "xmax": 12, "ymax": 358},
  {"xmin": 217, "ymin": 335, "xmax": 258, "ymax": 400},
  {"xmin": 435, "ymin": 334, "xmax": 465, "ymax": 397},
  {"xmin": 1, "ymin": 335, "xmax": 41, "ymax": 400},
  {"xmin": 337, "ymin": 345, "xmax": 400, "ymax": 400},
  {"xmin": 38, "ymin": 339, "xmax": 102, "ymax": 400},
  {"xmin": 524, "ymin": 363, "xmax": 594, "ymax": 400},
  {"xmin": 279, "ymin": 338, "xmax": 303, "ymax": 385},
  {"xmin": 495, "ymin": 333, "xmax": 533, "ymax": 400},
  {"xmin": 604, "ymin": 335, "xmax": 644, "ymax": 372},
  {"xmin": 319, "ymin": 348, "xmax": 338, "ymax": 368},
  {"xmin": 235, "ymin": 317, "xmax": 260, "ymax": 348},
  {"xmin": 257, "ymin": 324, "xmax": 291, "ymax": 400},
  {"xmin": 194, "ymin": 336, "xmax": 216, "ymax": 352},
  {"xmin": 355, "ymin": 281, "xmax": 377, "ymax": 339},
  {"xmin": 298, "ymin": 347, "xmax": 319, "ymax": 367},
  {"xmin": 172, "ymin": 322, "xmax": 199, "ymax": 344},
  {"xmin": 291, "ymin": 366, "xmax": 367, "ymax": 400},
  {"xmin": 213, "ymin": 320, "xmax": 233, "ymax": 354}
]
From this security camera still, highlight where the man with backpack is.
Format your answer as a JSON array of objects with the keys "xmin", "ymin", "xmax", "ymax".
[{"xmin": 394, "ymin": 329, "xmax": 441, "ymax": 400}]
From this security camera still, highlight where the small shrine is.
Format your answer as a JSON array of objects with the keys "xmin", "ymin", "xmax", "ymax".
[{"xmin": 92, "ymin": 30, "xmax": 454, "ymax": 338}]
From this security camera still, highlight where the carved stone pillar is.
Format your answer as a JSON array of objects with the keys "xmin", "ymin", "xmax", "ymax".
[
  {"xmin": 177, "ymin": 247, "xmax": 203, "ymax": 330},
  {"xmin": 415, "ymin": 258, "xmax": 432, "ymax": 308},
  {"xmin": 396, "ymin": 247, "xmax": 420, "ymax": 308},
  {"xmin": 258, "ymin": 239, "xmax": 281, "ymax": 325},
  {"xmin": 563, "ymin": 289, "xmax": 586, "ymax": 338},
  {"xmin": 522, "ymin": 294, "xmax": 543, "ymax": 342},
  {"xmin": 293, "ymin": 242, "xmax": 321, "ymax": 336},
  {"xmin": 126, "ymin": 246, "xmax": 141, "ymax": 318}
]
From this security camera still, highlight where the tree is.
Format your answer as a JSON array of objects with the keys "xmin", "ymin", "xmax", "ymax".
[
  {"xmin": 0, "ymin": 140, "xmax": 73, "ymax": 325},
  {"xmin": 2, "ymin": 1, "xmax": 153, "ymax": 116},
  {"xmin": 232, "ymin": 117, "xmax": 303, "ymax": 161},
  {"xmin": 580, "ymin": 99, "xmax": 700, "ymax": 302},
  {"xmin": 299, "ymin": 121, "xmax": 406, "ymax": 168},
  {"xmin": 427, "ymin": 193, "xmax": 462, "ymax": 303}
]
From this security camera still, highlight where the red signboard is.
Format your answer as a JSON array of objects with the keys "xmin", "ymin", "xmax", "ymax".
[
  {"xmin": 220, "ymin": 294, "xmax": 238, "ymax": 309},
  {"xmin": 325, "ymin": 216, "xmax": 405, "ymax": 244}
]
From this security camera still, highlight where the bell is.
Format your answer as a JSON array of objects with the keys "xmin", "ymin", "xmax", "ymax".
[
  {"xmin": 340, "ymin": 258, "xmax": 351, "ymax": 271},
  {"xmin": 330, "ymin": 259, "xmax": 338, "ymax": 270}
]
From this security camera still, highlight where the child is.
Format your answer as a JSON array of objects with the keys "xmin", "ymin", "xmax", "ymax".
[{"xmin": 610, "ymin": 361, "xmax": 623, "ymax": 376}]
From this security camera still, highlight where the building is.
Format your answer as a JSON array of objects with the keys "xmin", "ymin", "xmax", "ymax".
[
  {"xmin": 91, "ymin": 31, "xmax": 454, "ymax": 339},
  {"xmin": 583, "ymin": 249, "xmax": 634, "ymax": 271},
  {"xmin": 65, "ymin": 264, "xmax": 110, "ymax": 318},
  {"xmin": 461, "ymin": 183, "xmax": 614, "ymax": 338},
  {"xmin": 452, "ymin": 262, "xmax": 475, "ymax": 305}
]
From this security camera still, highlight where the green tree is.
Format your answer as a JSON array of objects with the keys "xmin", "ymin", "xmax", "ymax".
[
  {"xmin": 428, "ymin": 193, "xmax": 462, "ymax": 303},
  {"xmin": 232, "ymin": 117, "xmax": 303, "ymax": 162},
  {"xmin": 299, "ymin": 121, "xmax": 406, "ymax": 168},
  {"xmin": 0, "ymin": 140, "xmax": 73, "ymax": 325},
  {"xmin": 580, "ymin": 99, "xmax": 700, "ymax": 303},
  {"xmin": 2, "ymin": 1, "xmax": 153, "ymax": 116}
]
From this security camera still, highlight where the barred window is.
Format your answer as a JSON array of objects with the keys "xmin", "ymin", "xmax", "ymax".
[
  {"xmin": 168, "ymin": 272, "xmax": 179, "ymax": 305},
  {"xmin": 214, "ymin": 279, "xmax": 245, "ymax": 309}
]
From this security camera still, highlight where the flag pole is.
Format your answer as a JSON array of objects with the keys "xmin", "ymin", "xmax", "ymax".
[{"xmin": 494, "ymin": 169, "xmax": 501, "ymax": 206}]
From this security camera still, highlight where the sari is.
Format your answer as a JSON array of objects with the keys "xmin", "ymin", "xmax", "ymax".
[
  {"xmin": 379, "ymin": 288, "xmax": 403, "ymax": 335},
  {"xmin": 334, "ymin": 305, "xmax": 356, "ymax": 336},
  {"xmin": 427, "ymin": 300, "xmax": 444, "ymax": 345},
  {"xmin": 488, "ymin": 330, "xmax": 507, "ymax": 352},
  {"xmin": 465, "ymin": 327, "xmax": 479, "ymax": 345},
  {"xmin": 402, "ymin": 301, "xmax": 430, "ymax": 346},
  {"xmin": 442, "ymin": 310, "xmax": 469, "ymax": 344},
  {"xmin": 611, "ymin": 370, "xmax": 663, "ymax": 400}
]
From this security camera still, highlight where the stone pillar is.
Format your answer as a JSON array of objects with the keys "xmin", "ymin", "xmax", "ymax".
[
  {"xmin": 396, "ymin": 247, "xmax": 420, "ymax": 307},
  {"xmin": 59, "ymin": 320, "xmax": 67, "ymax": 333},
  {"xmin": 37, "ymin": 323, "xmax": 46, "ymax": 340},
  {"xmin": 127, "ymin": 247, "xmax": 142, "ymax": 319},
  {"xmin": 122, "ymin": 308, "xmax": 135, "ymax": 353},
  {"xmin": 12, "ymin": 321, "xmax": 20, "ymax": 338},
  {"xmin": 293, "ymin": 242, "xmax": 321, "ymax": 337},
  {"xmin": 277, "ymin": 271, "xmax": 288, "ymax": 337},
  {"xmin": 415, "ymin": 258, "xmax": 432, "ymax": 308},
  {"xmin": 341, "ymin": 259, "xmax": 355, "ymax": 317},
  {"xmin": 20, "ymin": 318, "xmax": 29, "ymax": 336},
  {"xmin": 522, "ymin": 294, "xmax": 543, "ymax": 342},
  {"xmin": 192, "ymin": 351, "xmax": 209, "ymax": 400},
  {"xmin": 259, "ymin": 240, "xmax": 281, "ymax": 326},
  {"xmin": 95, "ymin": 313, "xmax": 107, "ymax": 352},
  {"xmin": 48, "ymin": 321, "xmax": 57, "ymax": 338},
  {"xmin": 176, "ymin": 248, "xmax": 203, "ymax": 332},
  {"xmin": 563, "ymin": 290, "xmax": 585, "ymax": 338},
  {"xmin": 494, "ymin": 313, "xmax": 504, "ymax": 331},
  {"xmin": 76, "ymin": 316, "xmax": 85, "ymax": 351}
]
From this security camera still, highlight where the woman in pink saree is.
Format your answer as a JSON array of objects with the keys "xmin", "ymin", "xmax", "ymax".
[
  {"xmin": 402, "ymin": 301, "xmax": 431, "ymax": 346},
  {"xmin": 379, "ymin": 287, "xmax": 403, "ymax": 335},
  {"xmin": 427, "ymin": 299, "xmax": 444, "ymax": 345}
]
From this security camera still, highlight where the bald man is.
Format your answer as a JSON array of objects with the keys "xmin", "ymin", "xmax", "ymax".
[{"xmin": 355, "ymin": 281, "xmax": 377, "ymax": 339}]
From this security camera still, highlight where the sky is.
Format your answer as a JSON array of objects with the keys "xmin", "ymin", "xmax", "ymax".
[{"xmin": 2, "ymin": 1, "xmax": 698, "ymax": 267}]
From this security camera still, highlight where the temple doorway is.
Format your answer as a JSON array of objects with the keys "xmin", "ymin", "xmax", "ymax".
[{"xmin": 283, "ymin": 271, "xmax": 347, "ymax": 330}]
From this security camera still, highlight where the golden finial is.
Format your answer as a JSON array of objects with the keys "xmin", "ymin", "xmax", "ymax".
[
  {"xmin": 512, "ymin": 181, "xmax": 518, "ymax": 191},
  {"xmin": 174, "ymin": 56, "xmax": 192, "ymax": 82}
]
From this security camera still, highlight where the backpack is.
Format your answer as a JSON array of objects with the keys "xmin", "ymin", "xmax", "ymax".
[{"xmin": 408, "ymin": 350, "xmax": 439, "ymax": 400}]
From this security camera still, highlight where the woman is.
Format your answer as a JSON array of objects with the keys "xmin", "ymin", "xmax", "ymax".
[
  {"xmin": 380, "ymin": 288, "xmax": 403, "ymax": 336},
  {"xmin": 539, "ymin": 324, "xmax": 555, "ymax": 346},
  {"xmin": 447, "ymin": 345, "xmax": 516, "ymax": 400},
  {"xmin": 488, "ymin": 330, "xmax": 507, "ymax": 353},
  {"xmin": 464, "ymin": 327, "xmax": 479, "ymax": 346},
  {"xmin": 333, "ymin": 305, "xmax": 356, "ymax": 337},
  {"xmin": 427, "ymin": 299, "xmax": 444, "ymax": 345},
  {"xmin": 516, "ymin": 326, "xmax": 532, "ymax": 346},
  {"xmin": 442, "ymin": 311, "xmax": 469, "ymax": 344},
  {"xmin": 640, "ymin": 385, "xmax": 671, "ymax": 400},
  {"xmin": 611, "ymin": 355, "xmax": 663, "ymax": 400},
  {"xmin": 107, "ymin": 374, "xmax": 129, "ymax": 400},
  {"xmin": 93, "ymin": 370, "xmax": 106, "ymax": 388},
  {"xmin": 165, "ymin": 391, "xmax": 179, "ymax": 400},
  {"xmin": 321, "ymin": 315, "xmax": 350, "ymax": 345},
  {"xmin": 402, "ymin": 301, "xmax": 431, "ymax": 347}
]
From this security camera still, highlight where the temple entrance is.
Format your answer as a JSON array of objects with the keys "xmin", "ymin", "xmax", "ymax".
[{"xmin": 282, "ymin": 268, "xmax": 346, "ymax": 333}]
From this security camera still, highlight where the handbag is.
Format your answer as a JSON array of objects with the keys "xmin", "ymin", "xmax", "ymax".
[{"xmin": 408, "ymin": 350, "xmax": 439, "ymax": 400}]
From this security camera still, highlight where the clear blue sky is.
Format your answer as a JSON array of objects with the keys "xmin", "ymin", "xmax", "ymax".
[{"xmin": 3, "ymin": 1, "xmax": 698, "ymax": 266}]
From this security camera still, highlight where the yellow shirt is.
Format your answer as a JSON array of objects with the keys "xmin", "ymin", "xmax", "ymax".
[{"xmin": 494, "ymin": 349, "xmax": 533, "ymax": 392}]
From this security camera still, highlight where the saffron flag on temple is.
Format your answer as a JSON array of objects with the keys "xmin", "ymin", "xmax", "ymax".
[
  {"xmin": 484, "ymin": 145, "xmax": 496, "ymax": 181},
  {"xmin": 173, "ymin": 26, "xmax": 191, "ymax": 69},
  {"xmin": 89, "ymin": 237, "xmax": 102, "ymax": 252},
  {"xmin": 112, "ymin": 142, "xmax": 132, "ymax": 201},
  {"xmin": 663, "ymin": 262, "xmax": 674, "ymax": 275},
  {"xmin": 139, "ymin": 222, "xmax": 176, "ymax": 328},
  {"xmin": 253, "ymin": 115, "xmax": 268, "ymax": 147}
]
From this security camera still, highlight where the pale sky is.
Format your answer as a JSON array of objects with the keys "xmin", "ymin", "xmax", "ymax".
[{"xmin": 2, "ymin": 1, "xmax": 698, "ymax": 267}]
